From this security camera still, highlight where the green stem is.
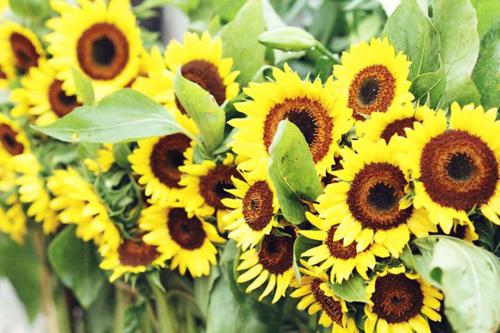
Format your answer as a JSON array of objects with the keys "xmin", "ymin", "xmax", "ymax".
[
  {"xmin": 113, "ymin": 288, "xmax": 128, "ymax": 333},
  {"xmin": 149, "ymin": 278, "xmax": 175, "ymax": 333},
  {"xmin": 315, "ymin": 43, "xmax": 340, "ymax": 64}
]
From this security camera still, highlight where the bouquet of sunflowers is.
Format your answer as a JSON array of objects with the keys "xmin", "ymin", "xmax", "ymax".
[{"xmin": 0, "ymin": 0, "xmax": 499, "ymax": 332}]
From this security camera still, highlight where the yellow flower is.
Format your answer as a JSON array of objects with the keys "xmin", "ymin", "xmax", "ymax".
[
  {"xmin": 14, "ymin": 154, "xmax": 59, "ymax": 234},
  {"xmin": 333, "ymin": 38, "xmax": 412, "ymax": 120},
  {"xmin": 11, "ymin": 60, "xmax": 82, "ymax": 126},
  {"xmin": 316, "ymin": 139, "xmax": 436, "ymax": 257},
  {"xmin": 230, "ymin": 65, "xmax": 352, "ymax": 179},
  {"xmin": 164, "ymin": 31, "xmax": 239, "ymax": 111},
  {"xmin": 48, "ymin": 168, "xmax": 120, "ymax": 248},
  {"xmin": 290, "ymin": 261, "xmax": 358, "ymax": 333},
  {"xmin": 84, "ymin": 144, "xmax": 115, "ymax": 175},
  {"xmin": 140, "ymin": 204, "xmax": 224, "ymax": 278},
  {"xmin": 0, "ymin": 21, "xmax": 45, "ymax": 74},
  {"xmin": 301, "ymin": 212, "xmax": 389, "ymax": 283},
  {"xmin": 222, "ymin": 175, "xmax": 280, "ymax": 250},
  {"xmin": 356, "ymin": 104, "xmax": 434, "ymax": 143},
  {"xmin": 179, "ymin": 154, "xmax": 242, "ymax": 231},
  {"xmin": 0, "ymin": 56, "xmax": 15, "ymax": 89},
  {"xmin": 99, "ymin": 231, "xmax": 168, "ymax": 282},
  {"xmin": 236, "ymin": 231, "xmax": 296, "ymax": 304},
  {"xmin": 364, "ymin": 266, "xmax": 442, "ymax": 333},
  {"xmin": 46, "ymin": 0, "xmax": 143, "ymax": 100},
  {"xmin": 402, "ymin": 103, "xmax": 500, "ymax": 232},
  {"xmin": 0, "ymin": 194, "xmax": 27, "ymax": 244},
  {"xmin": 129, "ymin": 133, "xmax": 193, "ymax": 205},
  {"xmin": 0, "ymin": 114, "xmax": 31, "ymax": 170}
]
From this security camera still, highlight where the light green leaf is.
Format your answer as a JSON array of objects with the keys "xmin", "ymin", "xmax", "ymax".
[
  {"xmin": 210, "ymin": 0, "xmax": 246, "ymax": 22},
  {"xmin": 472, "ymin": 23, "xmax": 500, "ymax": 109},
  {"xmin": 8, "ymin": 0, "xmax": 51, "ymax": 18},
  {"xmin": 221, "ymin": 0, "xmax": 266, "ymax": 85},
  {"xmin": 71, "ymin": 68, "xmax": 95, "ymax": 106},
  {"xmin": 174, "ymin": 70, "xmax": 225, "ymax": 155},
  {"xmin": 470, "ymin": 0, "xmax": 500, "ymax": 39},
  {"xmin": 414, "ymin": 236, "xmax": 500, "ymax": 333},
  {"xmin": 268, "ymin": 120, "xmax": 322, "ymax": 224},
  {"xmin": 259, "ymin": 27, "xmax": 317, "ymax": 52},
  {"xmin": 330, "ymin": 274, "xmax": 368, "ymax": 303},
  {"xmin": 112, "ymin": 143, "xmax": 132, "ymax": 169},
  {"xmin": 411, "ymin": 61, "xmax": 446, "ymax": 107},
  {"xmin": 383, "ymin": 0, "xmax": 441, "ymax": 79},
  {"xmin": 433, "ymin": 0, "xmax": 480, "ymax": 106},
  {"xmin": 48, "ymin": 226, "xmax": 105, "ymax": 309},
  {"xmin": 33, "ymin": 89, "xmax": 188, "ymax": 143}
]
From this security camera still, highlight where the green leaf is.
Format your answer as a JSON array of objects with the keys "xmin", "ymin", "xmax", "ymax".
[
  {"xmin": 33, "ymin": 89, "xmax": 188, "ymax": 143},
  {"xmin": 330, "ymin": 274, "xmax": 368, "ymax": 303},
  {"xmin": 174, "ymin": 70, "xmax": 225, "ymax": 155},
  {"xmin": 113, "ymin": 143, "xmax": 132, "ymax": 169},
  {"xmin": 383, "ymin": 0, "xmax": 441, "ymax": 79},
  {"xmin": 259, "ymin": 27, "xmax": 317, "ymax": 52},
  {"xmin": 221, "ymin": 0, "xmax": 266, "ymax": 85},
  {"xmin": 470, "ymin": 0, "xmax": 500, "ymax": 39},
  {"xmin": 71, "ymin": 68, "xmax": 95, "ymax": 106},
  {"xmin": 0, "ymin": 235, "xmax": 40, "ymax": 321},
  {"xmin": 432, "ymin": 0, "xmax": 481, "ymax": 106},
  {"xmin": 411, "ymin": 62, "xmax": 446, "ymax": 107},
  {"xmin": 268, "ymin": 120, "xmax": 322, "ymax": 224},
  {"xmin": 8, "ymin": 0, "xmax": 51, "ymax": 18},
  {"xmin": 211, "ymin": 0, "xmax": 246, "ymax": 22},
  {"xmin": 472, "ymin": 23, "xmax": 500, "ymax": 109},
  {"xmin": 414, "ymin": 236, "xmax": 500, "ymax": 333},
  {"xmin": 123, "ymin": 302, "xmax": 147, "ymax": 333},
  {"xmin": 48, "ymin": 226, "xmax": 105, "ymax": 309}
]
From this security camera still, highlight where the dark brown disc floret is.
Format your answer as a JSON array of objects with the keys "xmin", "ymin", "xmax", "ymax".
[
  {"xmin": 347, "ymin": 163, "xmax": 413, "ymax": 230},
  {"xmin": 118, "ymin": 239, "xmax": 160, "ymax": 266},
  {"xmin": 150, "ymin": 133, "xmax": 191, "ymax": 188},
  {"xmin": 258, "ymin": 233, "xmax": 295, "ymax": 274},
  {"xmin": 348, "ymin": 65, "xmax": 395, "ymax": 120},
  {"xmin": 77, "ymin": 23, "xmax": 129, "ymax": 80},
  {"xmin": 310, "ymin": 278, "xmax": 343, "ymax": 325},
  {"xmin": 48, "ymin": 80, "xmax": 81, "ymax": 117},
  {"xmin": 199, "ymin": 164, "xmax": 241, "ymax": 210},
  {"xmin": 0, "ymin": 124, "xmax": 24, "ymax": 155},
  {"xmin": 242, "ymin": 181, "xmax": 274, "ymax": 231},
  {"xmin": 380, "ymin": 117, "xmax": 417, "ymax": 143},
  {"xmin": 420, "ymin": 130, "xmax": 498, "ymax": 210},
  {"xmin": 371, "ymin": 273, "xmax": 423, "ymax": 323},
  {"xmin": 326, "ymin": 225, "xmax": 357, "ymax": 259},
  {"xmin": 167, "ymin": 208, "xmax": 206, "ymax": 250},
  {"xmin": 10, "ymin": 33, "xmax": 40, "ymax": 72},
  {"xmin": 263, "ymin": 97, "xmax": 333, "ymax": 163}
]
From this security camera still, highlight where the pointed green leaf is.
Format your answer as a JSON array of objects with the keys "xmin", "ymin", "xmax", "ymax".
[
  {"xmin": 71, "ymin": 68, "xmax": 95, "ymax": 106},
  {"xmin": 33, "ymin": 89, "xmax": 188, "ymax": 143},
  {"xmin": 470, "ymin": 0, "xmax": 500, "ymax": 39},
  {"xmin": 174, "ymin": 70, "xmax": 225, "ymax": 154},
  {"xmin": 330, "ymin": 274, "xmax": 368, "ymax": 303},
  {"xmin": 48, "ymin": 226, "xmax": 105, "ymax": 309},
  {"xmin": 259, "ymin": 27, "xmax": 317, "ymax": 52}
]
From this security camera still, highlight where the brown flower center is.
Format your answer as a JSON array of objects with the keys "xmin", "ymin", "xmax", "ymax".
[
  {"xmin": 258, "ymin": 233, "xmax": 295, "ymax": 274},
  {"xmin": 10, "ymin": 32, "xmax": 40, "ymax": 72},
  {"xmin": 420, "ymin": 130, "xmax": 498, "ymax": 211},
  {"xmin": 242, "ymin": 181, "xmax": 274, "ymax": 231},
  {"xmin": 0, "ymin": 69, "xmax": 6, "ymax": 79},
  {"xmin": 263, "ymin": 97, "xmax": 333, "ymax": 163},
  {"xmin": 150, "ymin": 133, "xmax": 191, "ymax": 188},
  {"xmin": 326, "ymin": 226, "xmax": 357, "ymax": 259},
  {"xmin": 167, "ymin": 208, "xmax": 206, "ymax": 250},
  {"xmin": 348, "ymin": 163, "xmax": 413, "ymax": 230},
  {"xmin": 380, "ymin": 117, "xmax": 417, "ymax": 143},
  {"xmin": 199, "ymin": 164, "xmax": 241, "ymax": 210},
  {"xmin": 310, "ymin": 279, "xmax": 343, "ymax": 325},
  {"xmin": 118, "ymin": 239, "xmax": 159, "ymax": 267},
  {"xmin": 0, "ymin": 124, "xmax": 24, "ymax": 155},
  {"xmin": 371, "ymin": 273, "xmax": 424, "ymax": 323},
  {"xmin": 175, "ymin": 60, "xmax": 226, "ymax": 115},
  {"xmin": 348, "ymin": 65, "xmax": 395, "ymax": 120},
  {"xmin": 77, "ymin": 23, "xmax": 129, "ymax": 80},
  {"xmin": 48, "ymin": 80, "xmax": 81, "ymax": 117}
]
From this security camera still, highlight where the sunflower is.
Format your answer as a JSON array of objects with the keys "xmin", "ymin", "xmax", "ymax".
[
  {"xmin": 179, "ymin": 154, "xmax": 242, "ymax": 231},
  {"xmin": 0, "ymin": 195, "xmax": 27, "ymax": 244},
  {"xmin": 230, "ymin": 65, "xmax": 352, "ymax": 178},
  {"xmin": 164, "ymin": 31, "xmax": 239, "ymax": 113},
  {"xmin": 99, "ymin": 232, "xmax": 168, "ymax": 282},
  {"xmin": 14, "ymin": 154, "xmax": 59, "ymax": 234},
  {"xmin": 301, "ymin": 212, "xmax": 389, "ymax": 283},
  {"xmin": 333, "ymin": 38, "xmax": 412, "ymax": 120},
  {"xmin": 0, "ymin": 21, "xmax": 45, "ymax": 74},
  {"xmin": 356, "ymin": 104, "xmax": 434, "ymax": 143},
  {"xmin": 11, "ymin": 60, "xmax": 82, "ymax": 126},
  {"xmin": 316, "ymin": 139, "xmax": 436, "ymax": 257},
  {"xmin": 48, "ymin": 168, "xmax": 120, "ymax": 248},
  {"xmin": 222, "ymin": 175, "xmax": 279, "ymax": 250},
  {"xmin": 0, "ymin": 0, "xmax": 7, "ymax": 14},
  {"xmin": 46, "ymin": 0, "xmax": 143, "ymax": 100},
  {"xmin": 140, "ymin": 204, "xmax": 224, "ymax": 277},
  {"xmin": 290, "ymin": 261, "xmax": 358, "ymax": 333},
  {"xmin": 129, "ymin": 133, "xmax": 193, "ymax": 206},
  {"xmin": 364, "ymin": 266, "xmax": 442, "ymax": 333},
  {"xmin": 132, "ymin": 47, "xmax": 197, "ymax": 135},
  {"xmin": 0, "ymin": 114, "xmax": 31, "ymax": 169},
  {"xmin": 403, "ymin": 103, "xmax": 500, "ymax": 232},
  {"xmin": 84, "ymin": 144, "xmax": 115, "ymax": 175},
  {"xmin": 0, "ymin": 57, "xmax": 15, "ymax": 89},
  {"xmin": 436, "ymin": 219, "xmax": 478, "ymax": 242}
]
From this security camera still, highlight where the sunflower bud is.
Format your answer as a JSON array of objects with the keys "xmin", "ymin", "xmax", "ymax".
[{"xmin": 258, "ymin": 27, "xmax": 317, "ymax": 52}]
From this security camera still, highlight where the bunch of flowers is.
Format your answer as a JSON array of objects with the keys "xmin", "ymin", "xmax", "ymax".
[{"xmin": 0, "ymin": 0, "xmax": 498, "ymax": 332}]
